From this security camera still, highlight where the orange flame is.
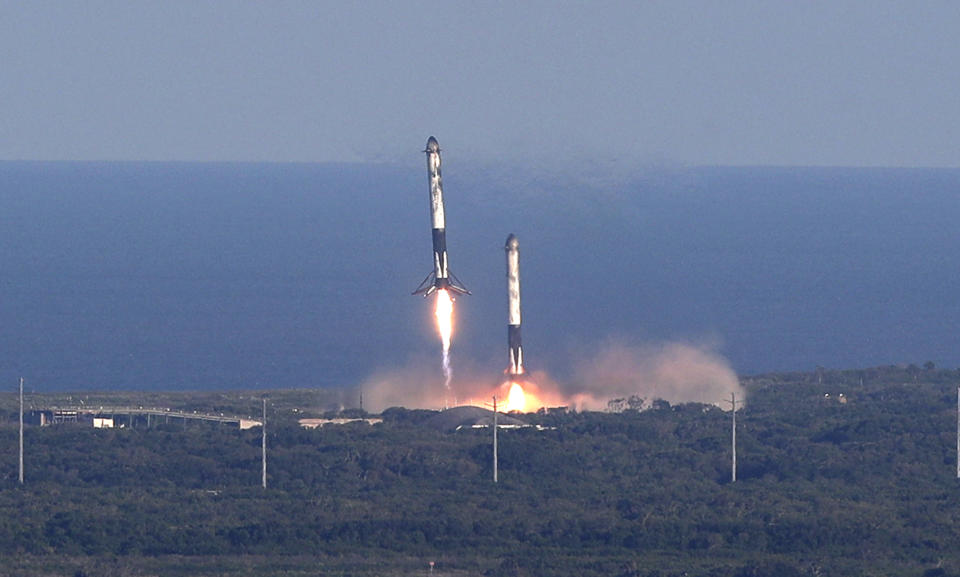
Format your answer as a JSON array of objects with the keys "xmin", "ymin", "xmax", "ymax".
[{"xmin": 505, "ymin": 382, "xmax": 527, "ymax": 412}]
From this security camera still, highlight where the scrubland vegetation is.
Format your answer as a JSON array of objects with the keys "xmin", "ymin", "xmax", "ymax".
[{"xmin": 2, "ymin": 365, "xmax": 959, "ymax": 576}]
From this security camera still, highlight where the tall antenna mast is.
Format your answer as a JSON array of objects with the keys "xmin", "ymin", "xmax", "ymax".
[
  {"xmin": 261, "ymin": 397, "xmax": 268, "ymax": 489},
  {"xmin": 731, "ymin": 392, "xmax": 737, "ymax": 483},
  {"xmin": 492, "ymin": 396, "xmax": 498, "ymax": 484},
  {"xmin": 19, "ymin": 377, "xmax": 24, "ymax": 485}
]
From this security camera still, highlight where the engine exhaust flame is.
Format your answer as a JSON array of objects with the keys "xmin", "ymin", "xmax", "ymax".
[
  {"xmin": 435, "ymin": 289, "xmax": 454, "ymax": 407},
  {"xmin": 505, "ymin": 381, "xmax": 527, "ymax": 412}
]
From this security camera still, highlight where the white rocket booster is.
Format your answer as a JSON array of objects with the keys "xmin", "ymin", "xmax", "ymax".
[
  {"xmin": 505, "ymin": 234, "xmax": 523, "ymax": 378},
  {"xmin": 413, "ymin": 136, "xmax": 470, "ymax": 297}
]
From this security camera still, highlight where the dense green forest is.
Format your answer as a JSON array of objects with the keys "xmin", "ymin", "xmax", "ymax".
[{"xmin": 2, "ymin": 365, "xmax": 960, "ymax": 576}]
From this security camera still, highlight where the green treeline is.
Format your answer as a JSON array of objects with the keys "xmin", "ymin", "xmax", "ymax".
[{"xmin": 1, "ymin": 366, "xmax": 960, "ymax": 576}]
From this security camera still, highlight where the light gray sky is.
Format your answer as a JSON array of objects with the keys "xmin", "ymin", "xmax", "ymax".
[{"xmin": 2, "ymin": 1, "xmax": 958, "ymax": 167}]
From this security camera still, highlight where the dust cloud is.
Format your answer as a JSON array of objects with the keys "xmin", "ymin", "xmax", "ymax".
[
  {"xmin": 359, "ymin": 340, "xmax": 742, "ymax": 413},
  {"xmin": 566, "ymin": 340, "xmax": 743, "ymax": 410}
]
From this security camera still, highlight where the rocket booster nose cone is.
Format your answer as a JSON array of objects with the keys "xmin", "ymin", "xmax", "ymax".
[
  {"xmin": 426, "ymin": 137, "xmax": 440, "ymax": 153},
  {"xmin": 506, "ymin": 234, "xmax": 519, "ymax": 250}
]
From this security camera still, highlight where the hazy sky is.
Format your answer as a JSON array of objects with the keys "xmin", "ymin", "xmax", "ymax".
[{"xmin": 2, "ymin": 1, "xmax": 958, "ymax": 167}]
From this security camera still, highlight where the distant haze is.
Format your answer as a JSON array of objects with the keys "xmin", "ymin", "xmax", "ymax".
[
  {"xmin": 1, "ymin": 162, "xmax": 958, "ymax": 394},
  {"xmin": 1, "ymin": 3, "xmax": 959, "ymax": 168}
]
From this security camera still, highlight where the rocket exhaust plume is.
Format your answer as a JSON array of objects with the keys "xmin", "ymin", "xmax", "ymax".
[
  {"xmin": 505, "ymin": 381, "xmax": 527, "ymax": 412},
  {"xmin": 435, "ymin": 288, "xmax": 454, "ymax": 400},
  {"xmin": 413, "ymin": 137, "xmax": 468, "ymax": 408}
]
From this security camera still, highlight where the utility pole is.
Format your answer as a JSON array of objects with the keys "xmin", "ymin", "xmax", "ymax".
[
  {"xmin": 262, "ymin": 397, "xmax": 268, "ymax": 490},
  {"xmin": 19, "ymin": 377, "xmax": 24, "ymax": 485},
  {"xmin": 956, "ymin": 385, "xmax": 959, "ymax": 480},
  {"xmin": 730, "ymin": 392, "xmax": 737, "ymax": 483},
  {"xmin": 492, "ymin": 396, "xmax": 498, "ymax": 484}
]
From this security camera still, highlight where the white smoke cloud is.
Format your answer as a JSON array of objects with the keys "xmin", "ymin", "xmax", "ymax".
[
  {"xmin": 360, "ymin": 339, "xmax": 742, "ymax": 413},
  {"xmin": 360, "ymin": 360, "xmax": 444, "ymax": 413},
  {"xmin": 567, "ymin": 339, "xmax": 743, "ymax": 410},
  {"xmin": 360, "ymin": 355, "xmax": 497, "ymax": 413}
]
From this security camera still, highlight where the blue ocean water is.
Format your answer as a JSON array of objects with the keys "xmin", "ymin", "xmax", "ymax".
[{"xmin": 0, "ymin": 161, "xmax": 958, "ymax": 391}]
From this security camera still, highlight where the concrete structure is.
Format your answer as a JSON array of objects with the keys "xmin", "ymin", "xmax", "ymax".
[
  {"xmin": 298, "ymin": 417, "xmax": 383, "ymax": 429},
  {"xmin": 31, "ymin": 407, "xmax": 261, "ymax": 429}
]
